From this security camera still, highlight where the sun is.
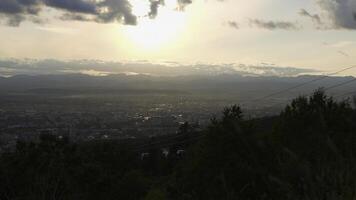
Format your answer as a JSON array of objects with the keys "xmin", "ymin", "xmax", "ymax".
[{"xmin": 123, "ymin": 0, "xmax": 187, "ymax": 50}]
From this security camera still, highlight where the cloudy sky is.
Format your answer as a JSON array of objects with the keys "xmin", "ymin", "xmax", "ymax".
[{"xmin": 0, "ymin": 0, "xmax": 356, "ymax": 75}]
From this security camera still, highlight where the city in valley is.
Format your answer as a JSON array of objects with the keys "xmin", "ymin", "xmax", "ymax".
[{"xmin": 0, "ymin": 69, "xmax": 355, "ymax": 150}]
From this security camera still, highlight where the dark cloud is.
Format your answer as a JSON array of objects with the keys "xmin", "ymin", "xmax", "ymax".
[
  {"xmin": 148, "ymin": 0, "xmax": 164, "ymax": 19},
  {"xmin": 0, "ymin": 0, "xmax": 41, "ymax": 26},
  {"xmin": 177, "ymin": 0, "xmax": 192, "ymax": 11},
  {"xmin": 249, "ymin": 19, "xmax": 299, "ymax": 30},
  {"xmin": 59, "ymin": 13, "xmax": 91, "ymax": 21},
  {"xmin": 0, "ymin": 0, "xmax": 39, "ymax": 14},
  {"xmin": 4, "ymin": 14, "xmax": 25, "ymax": 26},
  {"xmin": 301, "ymin": 0, "xmax": 356, "ymax": 30},
  {"xmin": 176, "ymin": 0, "xmax": 226, "ymax": 11},
  {"xmin": 95, "ymin": 0, "xmax": 137, "ymax": 25},
  {"xmin": 338, "ymin": 50, "xmax": 349, "ymax": 57},
  {"xmin": 0, "ymin": 0, "xmax": 137, "ymax": 26},
  {"xmin": 226, "ymin": 21, "xmax": 239, "ymax": 29},
  {"xmin": 299, "ymin": 9, "xmax": 322, "ymax": 25},
  {"xmin": 0, "ymin": 0, "xmax": 225, "ymax": 26},
  {"xmin": 317, "ymin": 0, "xmax": 356, "ymax": 29},
  {"xmin": 0, "ymin": 1, "xmax": 23, "ymax": 14},
  {"xmin": 43, "ymin": 0, "xmax": 97, "ymax": 14}
]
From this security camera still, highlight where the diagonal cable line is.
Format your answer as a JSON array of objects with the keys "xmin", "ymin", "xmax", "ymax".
[
  {"xmin": 325, "ymin": 78, "xmax": 356, "ymax": 91},
  {"xmin": 132, "ymin": 66, "xmax": 356, "ymax": 152},
  {"xmin": 266, "ymin": 77, "xmax": 356, "ymax": 109},
  {"xmin": 250, "ymin": 65, "xmax": 356, "ymax": 102},
  {"xmin": 334, "ymin": 90, "xmax": 356, "ymax": 99}
]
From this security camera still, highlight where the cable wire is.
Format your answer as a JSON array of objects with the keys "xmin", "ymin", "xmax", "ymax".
[{"xmin": 249, "ymin": 65, "xmax": 356, "ymax": 102}]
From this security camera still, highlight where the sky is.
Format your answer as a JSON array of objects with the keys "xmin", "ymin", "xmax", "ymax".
[{"xmin": 0, "ymin": 0, "xmax": 356, "ymax": 76}]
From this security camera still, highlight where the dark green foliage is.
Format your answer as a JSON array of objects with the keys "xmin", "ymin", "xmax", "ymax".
[
  {"xmin": 0, "ymin": 136, "xmax": 152, "ymax": 200},
  {"xmin": 171, "ymin": 90, "xmax": 356, "ymax": 200},
  {"xmin": 1, "ymin": 90, "xmax": 356, "ymax": 200},
  {"xmin": 277, "ymin": 90, "xmax": 356, "ymax": 159}
]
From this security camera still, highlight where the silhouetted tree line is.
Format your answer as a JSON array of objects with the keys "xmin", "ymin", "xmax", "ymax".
[{"xmin": 0, "ymin": 90, "xmax": 356, "ymax": 200}]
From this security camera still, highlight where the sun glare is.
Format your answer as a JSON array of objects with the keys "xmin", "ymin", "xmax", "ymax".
[{"xmin": 123, "ymin": 0, "xmax": 187, "ymax": 50}]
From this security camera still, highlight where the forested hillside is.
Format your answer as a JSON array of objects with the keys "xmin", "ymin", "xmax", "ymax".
[{"xmin": 0, "ymin": 90, "xmax": 355, "ymax": 200}]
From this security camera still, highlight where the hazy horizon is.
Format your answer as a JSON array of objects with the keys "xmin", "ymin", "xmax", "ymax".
[{"xmin": 0, "ymin": 58, "xmax": 327, "ymax": 77}]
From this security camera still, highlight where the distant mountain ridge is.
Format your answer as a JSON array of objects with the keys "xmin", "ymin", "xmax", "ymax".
[
  {"xmin": 0, "ymin": 74, "xmax": 355, "ymax": 97},
  {"xmin": 0, "ymin": 59, "xmax": 319, "ymax": 77}
]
